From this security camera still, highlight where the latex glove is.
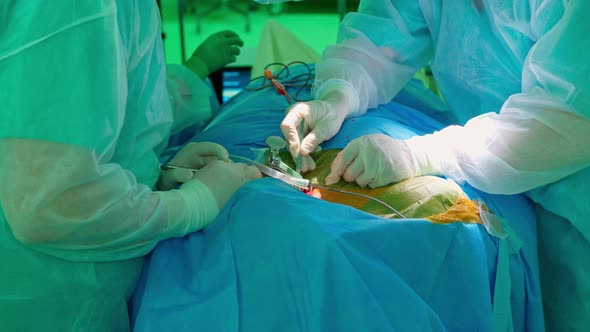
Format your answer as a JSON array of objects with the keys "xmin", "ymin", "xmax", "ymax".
[
  {"xmin": 325, "ymin": 134, "xmax": 445, "ymax": 188},
  {"xmin": 185, "ymin": 30, "xmax": 244, "ymax": 79},
  {"xmin": 280, "ymin": 81, "xmax": 357, "ymax": 172},
  {"xmin": 192, "ymin": 160, "xmax": 262, "ymax": 209},
  {"xmin": 158, "ymin": 160, "xmax": 260, "ymax": 236},
  {"xmin": 158, "ymin": 142, "xmax": 229, "ymax": 190}
]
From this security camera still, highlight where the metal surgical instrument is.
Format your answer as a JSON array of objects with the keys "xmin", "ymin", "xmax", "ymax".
[
  {"xmin": 160, "ymin": 164, "xmax": 199, "ymax": 174},
  {"xmin": 230, "ymin": 155, "xmax": 406, "ymax": 218},
  {"xmin": 230, "ymin": 155, "xmax": 311, "ymax": 190},
  {"xmin": 264, "ymin": 69, "xmax": 304, "ymax": 174},
  {"xmin": 265, "ymin": 136, "xmax": 302, "ymax": 179}
]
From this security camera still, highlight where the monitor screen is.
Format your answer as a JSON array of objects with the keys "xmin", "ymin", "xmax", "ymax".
[{"xmin": 211, "ymin": 66, "xmax": 252, "ymax": 104}]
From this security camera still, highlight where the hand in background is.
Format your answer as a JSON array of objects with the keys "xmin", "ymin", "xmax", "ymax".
[{"xmin": 185, "ymin": 30, "xmax": 244, "ymax": 79}]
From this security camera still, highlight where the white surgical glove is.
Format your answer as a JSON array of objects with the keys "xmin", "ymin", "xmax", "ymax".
[
  {"xmin": 325, "ymin": 133, "xmax": 446, "ymax": 188},
  {"xmin": 158, "ymin": 160, "xmax": 261, "ymax": 236},
  {"xmin": 185, "ymin": 30, "xmax": 244, "ymax": 79},
  {"xmin": 157, "ymin": 142, "xmax": 230, "ymax": 191},
  {"xmin": 192, "ymin": 160, "xmax": 262, "ymax": 209},
  {"xmin": 280, "ymin": 80, "xmax": 358, "ymax": 172}
]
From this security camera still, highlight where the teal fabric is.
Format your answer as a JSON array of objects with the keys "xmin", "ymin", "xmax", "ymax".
[
  {"xmin": 536, "ymin": 205, "xmax": 590, "ymax": 331},
  {"xmin": 0, "ymin": 1, "xmax": 174, "ymax": 330},
  {"xmin": 131, "ymin": 71, "xmax": 544, "ymax": 331}
]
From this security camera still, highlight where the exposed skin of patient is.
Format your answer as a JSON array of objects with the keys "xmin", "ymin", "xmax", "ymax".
[{"xmin": 271, "ymin": 149, "xmax": 483, "ymax": 224}]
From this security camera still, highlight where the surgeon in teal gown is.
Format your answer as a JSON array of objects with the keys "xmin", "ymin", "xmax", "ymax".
[{"xmin": 0, "ymin": 1, "xmax": 260, "ymax": 330}]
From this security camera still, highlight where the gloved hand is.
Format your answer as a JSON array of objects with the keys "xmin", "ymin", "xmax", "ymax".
[
  {"xmin": 158, "ymin": 142, "xmax": 229, "ymax": 191},
  {"xmin": 325, "ymin": 134, "xmax": 447, "ymax": 188},
  {"xmin": 192, "ymin": 160, "xmax": 262, "ymax": 209},
  {"xmin": 280, "ymin": 80, "xmax": 357, "ymax": 172},
  {"xmin": 185, "ymin": 30, "xmax": 244, "ymax": 79},
  {"xmin": 158, "ymin": 159, "xmax": 260, "ymax": 238}
]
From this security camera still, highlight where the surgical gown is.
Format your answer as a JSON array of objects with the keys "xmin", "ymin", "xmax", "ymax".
[
  {"xmin": 315, "ymin": 0, "xmax": 590, "ymax": 329},
  {"xmin": 0, "ymin": 1, "xmax": 218, "ymax": 330}
]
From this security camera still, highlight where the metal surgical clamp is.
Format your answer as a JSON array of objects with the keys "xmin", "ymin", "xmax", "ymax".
[{"xmin": 265, "ymin": 136, "xmax": 302, "ymax": 179}]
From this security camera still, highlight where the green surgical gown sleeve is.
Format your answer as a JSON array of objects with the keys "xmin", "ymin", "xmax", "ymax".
[
  {"xmin": 166, "ymin": 64, "xmax": 217, "ymax": 135},
  {"xmin": 0, "ymin": 1, "xmax": 218, "ymax": 262}
]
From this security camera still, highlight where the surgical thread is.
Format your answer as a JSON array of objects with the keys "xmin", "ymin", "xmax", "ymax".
[
  {"xmin": 243, "ymin": 61, "xmax": 315, "ymax": 102},
  {"xmin": 312, "ymin": 184, "xmax": 407, "ymax": 219}
]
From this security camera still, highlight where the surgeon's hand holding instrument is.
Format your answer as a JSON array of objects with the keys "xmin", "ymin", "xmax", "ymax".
[
  {"xmin": 158, "ymin": 142, "xmax": 231, "ymax": 190},
  {"xmin": 280, "ymin": 79, "xmax": 358, "ymax": 172},
  {"xmin": 161, "ymin": 164, "xmax": 200, "ymax": 174},
  {"xmin": 166, "ymin": 160, "xmax": 261, "ymax": 209},
  {"xmin": 265, "ymin": 69, "xmax": 305, "ymax": 174}
]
